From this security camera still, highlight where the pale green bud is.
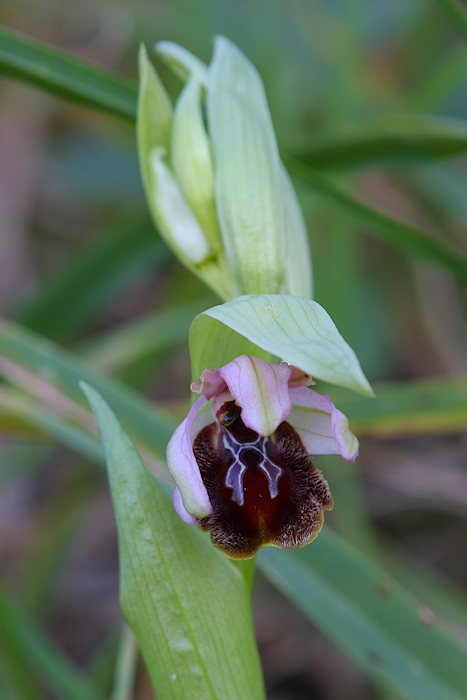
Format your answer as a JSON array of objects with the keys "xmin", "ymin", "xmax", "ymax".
[
  {"xmin": 136, "ymin": 44, "xmax": 172, "ymax": 199},
  {"xmin": 156, "ymin": 40, "xmax": 208, "ymax": 86},
  {"xmin": 137, "ymin": 38, "xmax": 313, "ymax": 301},
  {"xmin": 147, "ymin": 148, "xmax": 211, "ymax": 265},
  {"xmin": 171, "ymin": 78, "xmax": 223, "ymax": 254}
]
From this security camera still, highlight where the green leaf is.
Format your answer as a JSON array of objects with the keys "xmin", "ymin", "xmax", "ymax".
[
  {"xmin": 258, "ymin": 528, "xmax": 467, "ymax": 700},
  {"xmin": 404, "ymin": 45, "xmax": 467, "ymax": 113},
  {"xmin": 434, "ymin": 0, "xmax": 467, "ymax": 45},
  {"xmin": 285, "ymin": 157, "xmax": 467, "ymax": 284},
  {"xmin": 82, "ymin": 383, "xmax": 265, "ymax": 700},
  {"xmin": 0, "ymin": 25, "xmax": 137, "ymax": 120},
  {"xmin": 291, "ymin": 115, "xmax": 467, "ymax": 169},
  {"xmin": 0, "ymin": 319, "xmax": 176, "ymax": 460},
  {"xmin": 16, "ymin": 212, "xmax": 170, "ymax": 342},
  {"xmin": 337, "ymin": 375, "xmax": 467, "ymax": 437},
  {"xmin": 0, "ymin": 579, "xmax": 103, "ymax": 700},
  {"xmin": 189, "ymin": 295, "xmax": 373, "ymax": 395},
  {"xmin": 0, "ymin": 387, "xmax": 104, "ymax": 465}
]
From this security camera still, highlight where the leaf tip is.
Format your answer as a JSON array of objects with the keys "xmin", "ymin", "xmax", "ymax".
[{"xmin": 79, "ymin": 380, "xmax": 101, "ymax": 415}]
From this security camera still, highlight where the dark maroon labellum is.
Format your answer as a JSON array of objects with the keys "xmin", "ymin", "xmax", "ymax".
[{"xmin": 193, "ymin": 401, "xmax": 333, "ymax": 559}]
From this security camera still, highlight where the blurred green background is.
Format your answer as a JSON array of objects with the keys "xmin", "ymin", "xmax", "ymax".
[{"xmin": 0, "ymin": 0, "xmax": 467, "ymax": 698}]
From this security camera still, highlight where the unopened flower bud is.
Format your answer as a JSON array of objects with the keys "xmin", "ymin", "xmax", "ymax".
[
  {"xmin": 148, "ymin": 147, "xmax": 211, "ymax": 265},
  {"xmin": 137, "ymin": 37, "xmax": 313, "ymax": 301}
]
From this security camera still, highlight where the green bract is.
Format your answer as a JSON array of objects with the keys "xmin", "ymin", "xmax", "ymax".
[
  {"xmin": 136, "ymin": 37, "xmax": 313, "ymax": 301},
  {"xmin": 189, "ymin": 294, "xmax": 373, "ymax": 396}
]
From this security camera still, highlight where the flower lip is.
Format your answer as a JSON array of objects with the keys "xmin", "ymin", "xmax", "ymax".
[{"xmin": 194, "ymin": 402, "xmax": 333, "ymax": 559}]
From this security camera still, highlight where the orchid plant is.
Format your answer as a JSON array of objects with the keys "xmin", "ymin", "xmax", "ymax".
[
  {"xmin": 90, "ymin": 34, "xmax": 372, "ymax": 697},
  {"xmin": 135, "ymin": 36, "xmax": 371, "ymax": 559},
  {"xmin": 2, "ymin": 15, "xmax": 467, "ymax": 700}
]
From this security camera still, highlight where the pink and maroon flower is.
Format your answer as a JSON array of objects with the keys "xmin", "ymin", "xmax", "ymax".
[{"xmin": 167, "ymin": 355, "xmax": 359, "ymax": 559}]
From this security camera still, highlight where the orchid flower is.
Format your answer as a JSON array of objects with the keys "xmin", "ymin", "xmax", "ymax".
[{"xmin": 167, "ymin": 354, "xmax": 358, "ymax": 559}]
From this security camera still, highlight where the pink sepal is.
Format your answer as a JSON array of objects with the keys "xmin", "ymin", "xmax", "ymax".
[
  {"xmin": 166, "ymin": 395, "xmax": 213, "ymax": 518},
  {"xmin": 172, "ymin": 487, "xmax": 197, "ymax": 525},
  {"xmin": 289, "ymin": 387, "xmax": 359, "ymax": 461}
]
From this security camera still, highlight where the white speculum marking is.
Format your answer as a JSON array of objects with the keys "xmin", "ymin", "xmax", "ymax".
[{"xmin": 221, "ymin": 430, "xmax": 283, "ymax": 506}]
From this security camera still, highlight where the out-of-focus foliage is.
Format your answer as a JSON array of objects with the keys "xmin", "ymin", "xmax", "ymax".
[{"xmin": 0, "ymin": 1, "xmax": 467, "ymax": 698}]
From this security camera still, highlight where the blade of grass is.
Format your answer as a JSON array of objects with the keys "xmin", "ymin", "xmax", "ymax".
[
  {"xmin": 88, "ymin": 634, "xmax": 120, "ymax": 699},
  {"xmin": 84, "ymin": 295, "xmax": 214, "ymax": 372},
  {"xmin": 380, "ymin": 540, "xmax": 467, "ymax": 633},
  {"xmin": 16, "ymin": 212, "xmax": 171, "ymax": 342},
  {"xmin": 0, "ymin": 387, "xmax": 104, "ymax": 465},
  {"xmin": 0, "ymin": 642, "xmax": 45, "ymax": 700},
  {"xmin": 0, "ymin": 579, "xmax": 104, "ymax": 700},
  {"xmin": 334, "ymin": 375, "xmax": 467, "ymax": 436},
  {"xmin": 0, "ymin": 319, "xmax": 177, "ymax": 460},
  {"xmin": 0, "ymin": 652, "xmax": 17, "ymax": 700},
  {"xmin": 434, "ymin": 0, "xmax": 467, "ymax": 44},
  {"xmin": 259, "ymin": 529, "xmax": 467, "ymax": 700},
  {"xmin": 0, "ymin": 25, "xmax": 137, "ymax": 120},
  {"xmin": 290, "ymin": 115, "xmax": 467, "ymax": 169},
  {"xmin": 285, "ymin": 157, "xmax": 467, "ymax": 284},
  {"xmin": 403, "ymin": 44, "xmax": 467, "ymax": 112}
]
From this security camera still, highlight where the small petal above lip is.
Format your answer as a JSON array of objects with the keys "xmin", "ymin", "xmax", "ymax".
[
  {"xmin": 288, "ymin": 387, "xmax": 359, "ymax": 461},
  {"xmin": 166, "ymin": 395, "xmax": 213, "ymax": 517},
  {"xmin": 288, "ymin": 366, "xmax": 314, "ymax": 389},
  {"xmin": 218, "ymin": 355, "xmax": 293, "ymax": 436},
  {"xmin": 191, "ymin": 368, "xmax": 226, "ymax": 398}
]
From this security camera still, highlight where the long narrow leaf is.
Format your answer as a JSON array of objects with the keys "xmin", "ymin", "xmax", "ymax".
[
  {"xmin": 110, "ymin": 625, "xmax": 138, "ymax": 700},
  {"xmin": 291, "ymin": 115, "xmax": 467, "ymax": 169},
  {"xmin": 0, "ymin": 25, "xmax": 137, "ymax": 120},
  {"xmin": 0, "ymin": 319, "xmax": 176, "ymax": 460},
  {"xmin": 285, "ymin": 157, "xmax": 467, "ymax": 284},
  {"xmin": 0, "ymin": 388, "xmax": 104, "ymax": 464},
  {"xmin": 434, "ymin": 0, "xmax": 467, "ymax": 44},
  {"xmin": 259, "ymin": 529, "xmax": 467, "ymax": 700},
  {"xmin": 336, "ymin": 375, "xmax": 467, "ymax": 436},
  {"xmin": 83, "ymin": 384, "xmax": 265, "ymax": 700},
  {"xmin": 0, "ymin": 642, "xmax": 44, "ymax": 700}
]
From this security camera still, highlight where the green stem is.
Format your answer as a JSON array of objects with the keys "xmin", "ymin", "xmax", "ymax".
[
  {"xmin": 110, "ymin": 624, "xmax": 138, "ymax": 700},
  {"xmin": 233, "ymin": 558, "xmax": 257, "ymax": 596}
]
